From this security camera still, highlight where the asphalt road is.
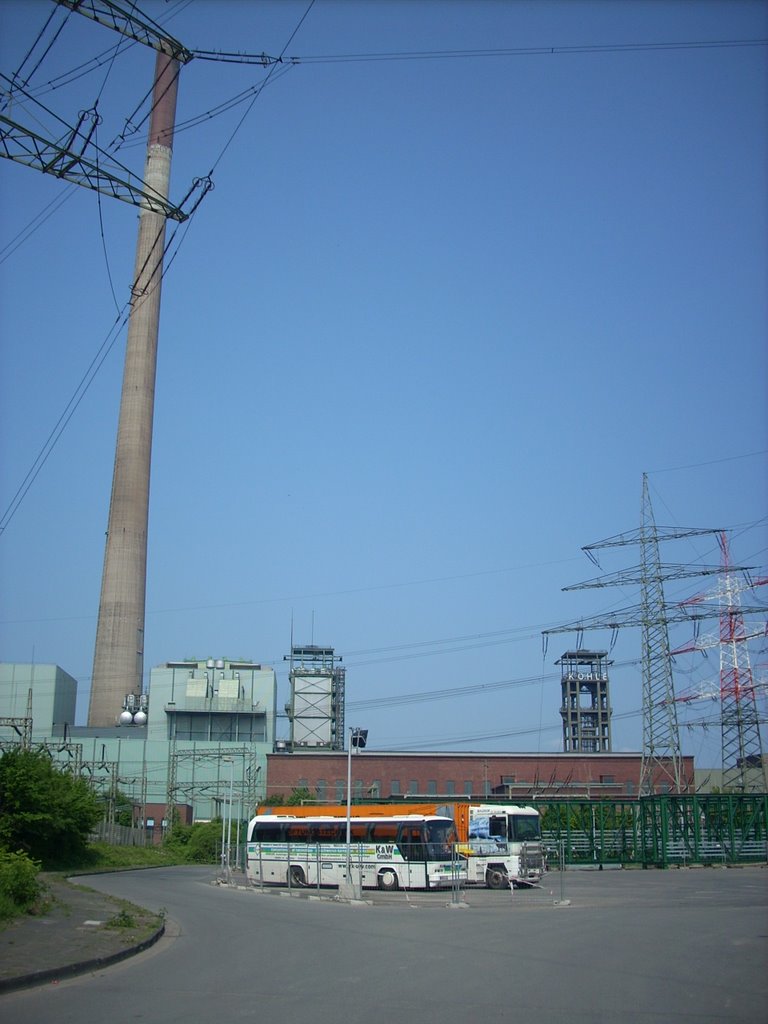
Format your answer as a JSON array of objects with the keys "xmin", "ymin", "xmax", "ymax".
[{"xmin": 3, "ymin": 865, "xmax": 766, "ymax": 1024}]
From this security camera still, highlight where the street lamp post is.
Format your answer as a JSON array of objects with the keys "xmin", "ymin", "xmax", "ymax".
[
  {"xmin": 344, "ymin": 727, "xmax": 368, "ymax": 897},
  {"xmin": 220, "ymin": 757, "xmax": 234, "ymax": 878},
  {"xmin": 226, "ymin": 758, "xmax": 234, "ymax": 876}
]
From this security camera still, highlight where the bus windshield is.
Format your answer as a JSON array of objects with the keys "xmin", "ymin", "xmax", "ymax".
[{"xmin": 424, "ymin": 820, "xmax": 459, "ymax": 859}]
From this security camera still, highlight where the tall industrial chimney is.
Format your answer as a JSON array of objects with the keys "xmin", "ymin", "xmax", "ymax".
[{"xmin": 88, "ymin": 53, "xmax": 180, "ymax": 727}]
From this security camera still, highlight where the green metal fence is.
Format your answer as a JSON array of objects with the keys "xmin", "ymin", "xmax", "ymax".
[{"xmin": 538, "ymin": 793, "xmax": 768, "ymax": 868}]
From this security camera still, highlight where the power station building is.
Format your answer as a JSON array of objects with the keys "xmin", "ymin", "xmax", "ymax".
[
  {"xmin": 265, "ymin": 749, "xmax": 696, "ymax": 803},
  {"xmin": 0, "ymin": 659, "xmax": 277, "ymax": 828}
]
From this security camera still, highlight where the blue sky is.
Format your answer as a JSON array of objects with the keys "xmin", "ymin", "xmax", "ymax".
[{"xmin": 1, "ymin": 0, "xmax": 766, "ymax": 766}]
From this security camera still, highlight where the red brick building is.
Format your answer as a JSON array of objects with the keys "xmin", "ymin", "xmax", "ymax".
[{"xmin": 266, "ymin": 751, "xmax": 696, "ymax": 802}]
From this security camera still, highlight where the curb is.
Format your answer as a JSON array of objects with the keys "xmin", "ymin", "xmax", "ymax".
[{"xmin": 0, "ymin": 922, "xmax": 166, "ymax": 995}]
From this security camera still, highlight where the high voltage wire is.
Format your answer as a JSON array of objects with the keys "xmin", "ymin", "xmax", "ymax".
[
  {"xmin": 376, "ymin": 706, "xmax": 647, "ymax": 751},
  {"xmin": 347, "ymin": 659, "xmax": 642, "ymax": 712},
  {"xmin": 373, "ymin": 701, "xmax": 740, "ymax": 751},
  {"xmin": 173, "ymin": 36, "xmax": 768, "ymax": 137},
  {"xmin": 192, "ymin": 37, "xmax": 768, "ymax": 67},
  {"xmin": 0, "ymin": 178, "xmax": 211, "ymax": 536},
  {"xmin": 3, "ymin": 9, "xmax": 766, "ymax": 542},
  {"xmin": 0, "ymin": 2, "xmax": 313, "ymax": 535}
]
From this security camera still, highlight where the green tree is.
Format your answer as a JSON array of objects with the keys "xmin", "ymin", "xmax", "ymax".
[
  {"xmin": 0, "ymin": 749, "xmax": 102, "ymax": 867},
  {"xmin": 96, "ymin": 787, "xmax": 134, "ymax": 827},
  {"xmin": 285, "ymin": 787, "xmax": 314, "ymax": 805},
  {"xmin": 163, "ymin": 820, "xmax": 223, "ymax": 863}
]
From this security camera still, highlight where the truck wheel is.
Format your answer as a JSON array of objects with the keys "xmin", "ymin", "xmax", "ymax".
[{"xmin": 486, "ymin": 868, "xmax": 508, "ymax": 890}]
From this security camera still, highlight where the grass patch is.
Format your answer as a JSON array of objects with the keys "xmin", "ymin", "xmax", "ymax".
[
  {"xmin": 72, "ymin": 843, "xmax": 188, "ymax": 872},
  {"xmin": 106, "ymin": 906, "xmax": 137, "ymax": 929}
]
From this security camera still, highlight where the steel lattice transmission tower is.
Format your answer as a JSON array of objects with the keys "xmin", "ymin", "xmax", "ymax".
[
  {"xmin": 677, "ymin": 533, "xmax": 766, "ymax": 791},
  {"xmin": 544, "ymin": 474, "xmax": 731, "ymax": 794}
]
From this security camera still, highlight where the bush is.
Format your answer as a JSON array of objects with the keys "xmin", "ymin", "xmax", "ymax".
[
  {"xmin": 0, "ymin": 850, "xmax": 42, "ymax": 912},
  {"xmin": 0, "ymin": 749, "xmax": 102, "ymax": 868},
  {"xmin": 163, "ymin": 820, "xmax": 224, "ymax": 863}
]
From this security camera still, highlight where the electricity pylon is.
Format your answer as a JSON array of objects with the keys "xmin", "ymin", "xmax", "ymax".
[
  {"xmin": 53, "ymin": 0, "xmax": 193, "ymax": 62},
  {"xmin": 544, "ymin": 474, "xmax": 742, "ymax": 794},
  {"xmin": 2, "ymin": 1, "xmax": 193, "ymax": 218},
  {"xmin": 676, "ymin": 534, "xmax": 766, "ymax": 791}
]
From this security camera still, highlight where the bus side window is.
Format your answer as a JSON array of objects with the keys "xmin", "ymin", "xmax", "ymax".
[
  {"xmin": 370, "ymin": 823, "xmax": 398, "ymax": 843},
  {"xmin": 251, "ymin": 822, "xmax": 284, "ymax": 842},
  {"xmin": 350, "ymin": 822, "xmax": 370, "ymax": 843},
  {"xmin": 310, "ymin": 824, "xmax": 344, "ymax": 844},
  {"xmin": 286, "ymin": 824, "xmax": 310, "ymax": 844}
]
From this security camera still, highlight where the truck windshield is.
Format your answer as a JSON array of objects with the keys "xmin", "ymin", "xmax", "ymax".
[{"xmin": 511, "ymin": 816, "xmax": 541, "ymax": 842}]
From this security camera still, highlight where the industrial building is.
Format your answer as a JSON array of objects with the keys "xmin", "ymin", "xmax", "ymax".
[
  {"xmin": 265, "ymin": 749, "xmax": 696, "ymax": 803},
  {"xmin": 0, "ymin": 659, "xmax": 277, "ymax": 828},
  {"xmin": 283, "ymin": 645, "xmax": 346, "ymax": 750},
  {"xmin": 3, "ymin": 648, "xmax": 763, "ymax": 835}
]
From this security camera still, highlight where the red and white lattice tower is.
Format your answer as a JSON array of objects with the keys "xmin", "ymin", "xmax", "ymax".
[{"xmin": 680, "ymin": 533, "xmax": 766, "ymax": 791}]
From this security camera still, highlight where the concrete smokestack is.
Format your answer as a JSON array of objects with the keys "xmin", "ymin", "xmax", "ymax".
[{"xmin": 88, "ymin": 53, "xmax": 179, "ymax": 727}]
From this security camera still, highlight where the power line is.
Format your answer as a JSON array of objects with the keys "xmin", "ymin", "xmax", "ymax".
[
  {"xmin": 191, "ymin": 37, "xmax": 768, "ymax": 68},
  {"xmin": 376, "ymin": 706, "xmax": 647, "ymax": 752},
  {"xmin": 648, "ymin": 450, "xmax": 768, "ymax": 474},
  {"xmin": 348, "ymin": 661, "xmax": 641, "ymax": 712},
  {"xmin": 205, "ymin": 0, "xmax": 316, "ymax": 179},
  {"xmin": 1, "ymin": 3, "xmax": 69, "ymax": 112}
]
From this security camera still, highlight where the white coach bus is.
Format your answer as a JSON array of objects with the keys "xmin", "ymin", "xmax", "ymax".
[{"xmin": 246, "ymin": 813, "xmax": 465, "ymax": 891}]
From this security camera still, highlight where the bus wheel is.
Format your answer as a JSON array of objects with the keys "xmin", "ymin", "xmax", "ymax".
[
  {"xmin": 377, "ymin": 869, "xmax": 399, "ymax": 892},
  {"xmin": 486, "ymin": 868, "xmax": 508, "ymax": 890},
  {"xmin": 287, "ymin": 865, "xmax": 305, "ymax": 887}
]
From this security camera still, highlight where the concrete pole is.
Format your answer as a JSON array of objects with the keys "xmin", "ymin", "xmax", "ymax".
[{"xmin": 88, "ymin": 53, "xmax": 180, "ymax": 727}]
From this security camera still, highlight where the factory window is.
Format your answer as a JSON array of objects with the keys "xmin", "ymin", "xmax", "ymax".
[
  {"xmin": 390, "ymin": 779, "xmax": 401, "ymax": 796},
  {"xmin": 600, "ymin": 775, "xmax": 615, "ymax": 785},
  {"xmin": 408, "ymin": 780, "xmax": 419, "ymax": 795},
  {"xmin": 235, "ymin": 717, "xmax": 253, "ymax": 742},
  {"xmin": 501, "ymin": 775, "xmax": 516, "ymax": 784},
  {"xmin": 335, "ymin": 779, "xmax": 345, "ymax": 801},
  {"xmin": 368, "ymin": 780, "xmax": 381, "ymax": 798},
  {"xmin": 297, "ymin": 778, "xmax": 308, "ymax": 789},
  {"xmin": 173, "ymin": 714, "xmax": 191, "ymax": 740},
  {"xmin": 427, "ymin": 780, "xmax": 437, "ymax": 795},
  {"xmin": 210, "ymin": 714, "xmax": 234, "ymax": 741},
  {"xmin": 174, "ymin": 713, "xmax": 207, "ymax": 741},
  {"xmin": 464, "ymin": 780, "xmax": 473, "ymax": 796},
  {"xmin": 354, "ymin": 780, "xmax": 363, "ymax": 799},
  {"xmin": 316, "ymin": 779, "xmax": 327, "ymax": 799},
  {"xmin": 445, "ymin": 780, "xmax": 455, "ymax": 795},
  {"xmin": 625, "ymin": 781, "xmax": 635, "ymax": 795}
]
